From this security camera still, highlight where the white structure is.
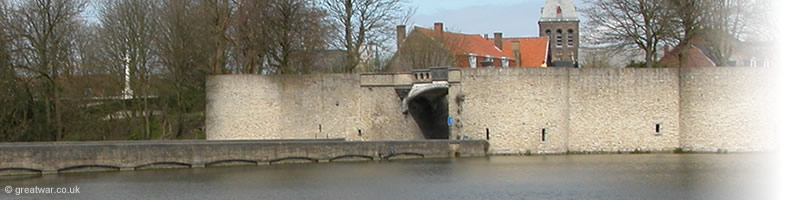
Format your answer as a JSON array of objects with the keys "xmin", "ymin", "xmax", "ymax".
[{"xmin": 122, "ymin": 54, "xmax": 133, "ymax": 99}]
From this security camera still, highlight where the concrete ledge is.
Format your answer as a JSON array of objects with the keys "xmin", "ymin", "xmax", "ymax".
[{"xmin": 0, "ymin": 140, "xmax": 488, "ymax": 176}]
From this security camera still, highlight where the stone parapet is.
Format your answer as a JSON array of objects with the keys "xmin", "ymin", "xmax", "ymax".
[{"xmin": 0, "ymin": 140, "xmax": 488, "ymax": 176}]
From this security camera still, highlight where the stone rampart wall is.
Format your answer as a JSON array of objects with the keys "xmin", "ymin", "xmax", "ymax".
[
  {"xmin": 566, "ymin": 68, "xmax": 680, "ymax": 152},
  {"xmin": 207, "ymin": 67, "xmax": 774, "ymax": 153},
  {"xmin": 206, "ymin": 74, "xmax": 421, "ymax": 141},
  {"xmin": 679, "ymin": 67, "xmax": 776, "ymax": 152}
]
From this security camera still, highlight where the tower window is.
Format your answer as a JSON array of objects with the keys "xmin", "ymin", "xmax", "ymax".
[
  {"xmin": 567, "ymin": 29, "xmax": 575, "ymax": 47},
  {"xmin": 556, "ymin": 29, "xmax": 563, "ymax": 48},
  {"xmin": 557, "ymin": 6, "xmax": 562, "ymax": 15},
  {"xmin": 545, "ymin": 29, "xmax": 551, "ymax": 37}
]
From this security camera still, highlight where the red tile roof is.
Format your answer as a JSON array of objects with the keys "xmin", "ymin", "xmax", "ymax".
[
  {"xmin": 500, "ymin": 37, "xmax": 549, "ymax": 67},
  {"xmin": 416, "ymin": 27, "xmax": 506, "ymax": 57},
  {"xmin": 415, "ymin": 27, "xmax": 549, "ymax": 67},
  {"xmin": 658, "ymin": 45, "xmax": 716, "ymax": 68}
]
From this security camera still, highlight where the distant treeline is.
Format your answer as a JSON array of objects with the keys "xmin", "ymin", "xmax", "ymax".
[{"xmin": 0, "ymin": 0, "xmax": 411, "ymax": 142}]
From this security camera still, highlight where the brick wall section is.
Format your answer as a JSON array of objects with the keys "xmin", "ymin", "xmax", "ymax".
[
  {"xmin": 567, "ymin": 68, "xmax": 680, "ymax": 152},
  {"xmin": 679, "ymin": 67, "xmax": 776, "ymax": 152},
  {"xmin": 278, "ymin": 75, "xmax": 325, "ymax": 139},
  {"xmin": 455, "ymin": 68, "xmax": 569, "ymax": 154},
  {"xmin": 206, "ymin": 75, "xmax": 283, "ymax": 139},
  {"xmin": 206, "ymin": 74, "xmax": 421, "ymax": 141},
  {"xmin": 358, "ymin": 87, "xmax": 424, "ymax": 140}
]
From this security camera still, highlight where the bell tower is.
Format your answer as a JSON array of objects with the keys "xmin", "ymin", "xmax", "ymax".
[{"xmin": 539, "ymin": 0, "xmax": 579, "ymax": 67}]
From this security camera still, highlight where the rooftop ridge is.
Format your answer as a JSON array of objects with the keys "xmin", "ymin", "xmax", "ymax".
[{"xmin": 540, "ymin": 0, "xmax": 579, "ymax": 21}]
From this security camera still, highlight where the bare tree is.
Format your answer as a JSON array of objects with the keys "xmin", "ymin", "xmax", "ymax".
[
  {"xmin": 579, "ymin": 48, "xmax": 614, "ymax": 68},
  {"xmin": 322, "ymin": 0, "xmax": 410, "ymax": 72},
  {"xmin": 702, "ymin": 0, "xmax": 761, "ymax": 66},
  {"xmin": 389, "ymin": 28, "xmax": 464, "ymax": 71},
  {"xmin": 666, "ymin": 0, "xmax": 705, "ymax": 68},
  {"xmin": 230, "ymin": 0, "xmax": 270, "ymax": 74},
  {"xmin": 98, "ymin": 0, "xmax": 158, "ymax": 139},
  {"xmin": 228, "ymin": 0, "xmax": 331, "ymax": 74},
  {"xmin": 73, "ymin": 23, "xmax": 103, "ymax": 75},
  {"xmin": 153, "ymin": 0, "xmax": 207, "ymax": 138},
  {"xmin": 0, "ymin": 2, "xmax": 9, "ymax": 67},
  {"xmin": 0, "ymin": 1, "xmax": 29, "ymax": 141},
  {"xmin": 664, "ymin": 0, "xmax": 770, "ymax": 67},
  {"xmin": 200, "ymin": 0, "xmax": 233, "ymax": 75},
  {"xmin": 263, "ymin": 0, "xmax": 330, "ymax": 74},
  {"xmin": 583, "ymin": 0, "xmax": 674, "ymax": 68},
  {"xmin": 5, "ymin": 0, "xmax": 88, "ymax": 140}
]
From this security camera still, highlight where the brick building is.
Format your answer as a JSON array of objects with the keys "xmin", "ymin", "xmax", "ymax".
[
  {"xmin": 539, "ymin": 0, "xmax": 580, "ymax": 67},
  {"xmin": 659, "ymin": 33, "xmax": 775, "ymax": 68},
  {"xmin": 388, "ymin": 22, "xmax": 549, "ymax": 71}
]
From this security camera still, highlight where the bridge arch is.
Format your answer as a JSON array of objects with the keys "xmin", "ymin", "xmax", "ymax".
[
  {"xmin": 0, "ymin": 167, "xmax": 42, "ymax": 174},
  {"xmin": 205, "ymin": 159, "xmax": 258, "ymax": 167},
  {"xmin": 268, "ymin": 156, "xmax": 319, "ymax": 164},
  {"xmin": 58, "ymin": 164, "xmax": 120, "ymax": 173},
  {"xmin": 134, "ymin": 162, "xmax": 192, "ymax": 170},
  {"xmin": 384, "ymin": 152, "xmax": 425, "ymax": 160},
  {"xmin": 403, "ymin": 81, "xmax": 450, "ymax": 139},
  {"xmin": 329, "ymin": 154, "xmax": 374, "ymax": 162}
]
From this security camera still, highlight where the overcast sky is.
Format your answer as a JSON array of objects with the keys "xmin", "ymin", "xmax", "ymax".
[{"xmin": 407, "ymin": 0, "xmax": 587, "ymax": 37}]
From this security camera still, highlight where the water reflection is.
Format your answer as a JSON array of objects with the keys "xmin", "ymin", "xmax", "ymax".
[{"xmin": 1, "ymin": 154, "xmax": 770, "ymax": 200}]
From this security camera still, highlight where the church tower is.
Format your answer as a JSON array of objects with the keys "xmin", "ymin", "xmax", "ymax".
[{"xmin": 539, "ymin": 0, "xmax": 579, "ymax": 67}]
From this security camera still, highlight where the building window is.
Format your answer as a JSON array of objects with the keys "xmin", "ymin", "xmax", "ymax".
[
  {"xmin": 481, "ymin": 56, "xmax": 494, "ymax": 67},
  {"xmin": 567, "ymin": 29, "xmax": 574, "ymax": 47},
  {"xmin": 545, "ymin": 29, "xmax": 551, "ymax": 37},
  {"xmin": 556, "ymin": 29, "xmax": 563, "ymax": 48},
  {"xmin": 468, "ymin": 54, "xmax": 477, "ymax": 68},
  {"xmin": 501, "ymin": 58, "xmax": 509, "ymax": 68}
]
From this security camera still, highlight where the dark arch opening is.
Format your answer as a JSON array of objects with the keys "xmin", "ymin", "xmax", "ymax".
[
  {"xmin": 58, "ymin": 165, "xmax": 120, "ymax": 173},
  {"xmin": 407, "ymin": 87, "xmax": 449, "ymax": 139},
  {"xmin": 329, "ymin": 155, "xmax": 374, "ymax": 162},
  {"xmin": 205, "ymin": 159, "xmax": 258, "ymax": 167},
  {"xmin": 0, "ymin": 167, "xmax": 42, "ymax": 174},
  {"xmin": 134, "ymin": 162, "xmax": 192, "ymax": 170},
  {"xmin": 384, "ymin": 152, "xmax": 425, "ymax": 160},
  {"xmin": 269, "ymin": 157, "xmax": 319, "ymax": 164}
]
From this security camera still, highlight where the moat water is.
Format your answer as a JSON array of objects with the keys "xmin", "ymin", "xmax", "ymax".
[{"xmin": 1, "ymin": 154, "xmax": 771, "ymax": 200}]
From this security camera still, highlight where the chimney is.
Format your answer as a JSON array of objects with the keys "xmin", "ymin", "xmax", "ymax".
[
  {"xmin": 512, "ymin": 40, "xmax": 521, "ymax": 67},
  {"xmin": 494, "ymin": 32, "xmax": 503, "ymax": 50},
  {"xmin": 396, "ymin": 25, "xmax": 406, "ymax": 48},
  {"xmin": 484, "ymin": 34, "xmax": 489, "ymax": 40},
  {"xmin": 434, "ymin": 22, "xmax": 443, "ymax": 37}
]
